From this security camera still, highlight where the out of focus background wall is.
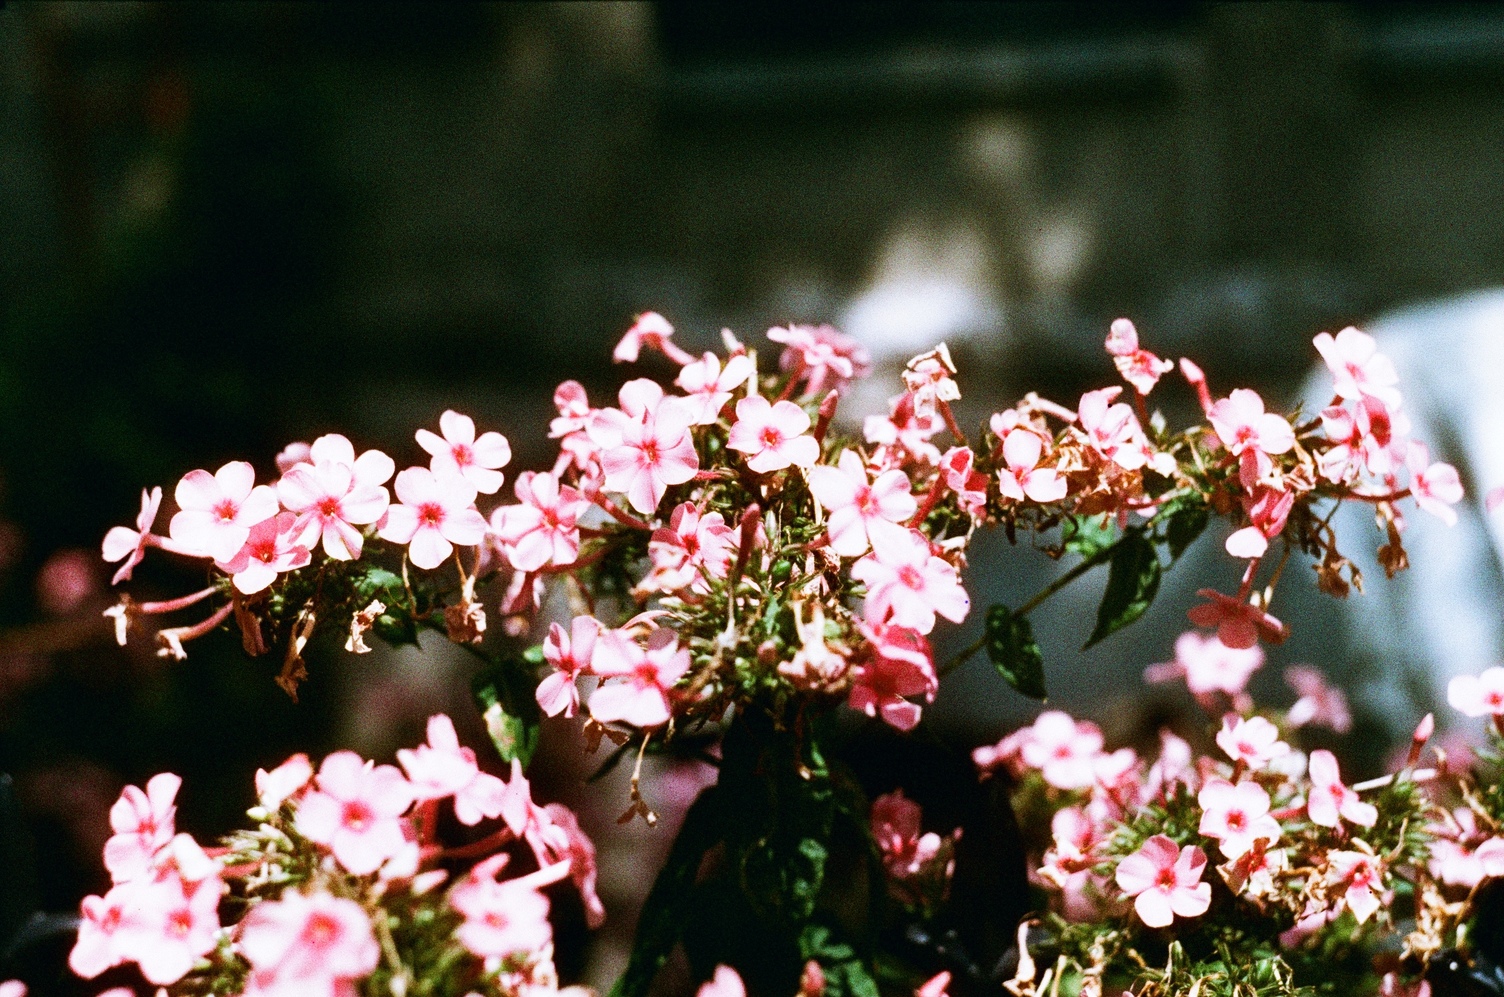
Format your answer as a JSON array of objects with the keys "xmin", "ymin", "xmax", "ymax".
[{"xmin": 4, "ymin": 1, "xmax": 1504, "ymax": 989}]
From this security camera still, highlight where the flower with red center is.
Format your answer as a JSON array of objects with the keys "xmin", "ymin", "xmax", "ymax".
[
  {"xmin": 1406, "ymin": 442, "xmax": 1464, "ymax": 526},
  {"xmin": 1448, "ymin": 665, "xmax": 1504, "ymax": 718},
  {"xmin": 490, "ymin": 470, "xmax": 589, "ymax": 572},
  {"xmin": 588, "ymin": 379, "xmax": 700, "ymax": 514},
  {"xmin": 847, "ymin": 622, "xmax": 936, "ymax": 731},
  {"xmin": 537, "ymin": 615, "xmax": 599, "ymax": 718},
  {"xmin": 588, "ymin": 628, "xmax": 691, "ymax": 728},
  {"xmin": 808, "ymin": 449, "xmax": 917, "ymax": 557},
  {"xmin": 1208, "ymin": 388, "xmax": 1295, "ymax": 486},
  {"xmin": 1187, "ymin": 589, "xmax": 1288, "ymax": 649},
  {"xmin": 1215, "ymin": 715, "xmax": 1289, "ymax": 770},
  {"xmin": 676, "ymin": 351, "xmax": 755, "ymax": 425},
  {"xmin": 238, "ymin": 889, "xmax": 379, "ymax": 994},
  {"xmin": 1306, "ymin": 749, "xmax": 1377, "ymax": 828},
  {"xmin": 870, "ymin": 789, "xmax": 947, "ymax": 881},
  {"xmin": 940, "ymin": 446, "xmax": 989, "ymax": 517},
  {"xmin": 728, "ymin": 395, "xmax": 820, "ymax": 473},
  {"xmin": 1104, "ymin": 318, "xmax": 1174, "ymax": 395},
  {"xmin": 1114, "ymin": 834, "xmax": 1211, "ymax": 928},
  {"xmin": 276, "ymin": 434, "xmax": 393, "ymax": 560},
  {"xmin": 415, "ymin": 409, "xmax": 511, "ymax": 496},
  {"xmin": 644, "ymin": 502, "xmax": 738, "ymax": 592},
  {"xmin": 1326, "ymin": 850, "xmax": 1384, "ymax": 923},
  {"xmin": 852, "ymin": 520, "xmax": 969, "ymax": 635},
  {"xmin": 1018, "ymin": 711, "xmax": 1105, "ymax": 790},
  {"xmin": 996, "ymin": 429, "xmax": 1067, "ymax": 503},
  {"xmin": 168, "ymin": 461, "xmax": 280, "ymax": 562},
  {"xmin": 215, "ymin": 512, "xmax": 312, "ymax": 595},
  {"xmin": 118, "ymin": 876, "xmax": 223, "ymax": 986},
  {"xmin": 294, "ymin": 751, "xmax": 414, "ymax": 875},
  {"xmin": 1144, "ymin": 631, "xmax": 1264, "ymax": 698},
  {"xmin": 378, "ymin": 466, "xmax": 488, "ymax": 570},
  {"xmin": 768, "ymin": 323, "xmax": 870, "ymax": 397},
  {"xmin": 1313, "ymin": 326, "xmax": 1401, "ymax": 407},
  {"xmin": 1077, "ymin": 387, "xmax": 1147, "ymax": 471},
  {"xmin": 865, "ymin": 391, "xmax": 944, "ymax": 467},
  {"xmin": 103, "ymin": 772, "xmax": 180, "ymax": 884},
  {"xmin": 449, "ymin": 854, "xmax": 569, "ymax": 960},
  {"xmin": 102, "ymin": 486, "xmax": 164, "ymax": 585},
  {"xmin": 69, "ymin": 888, "xmax": 129, "ymax": 978},
  {"xmin": 1197, "ymin": 779, "xmax": 1281, "ymax": 859},
  {"xmin": 396, "ymin": 714, "xmax": 508, "ymax": 826}
]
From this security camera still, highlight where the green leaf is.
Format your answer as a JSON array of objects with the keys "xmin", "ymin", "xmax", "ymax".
[
  {"xmin": 1084, "ymin": 527, "xmax": 1162, "ymax": 649},
  {"xmin": 799, "ymin": 924, "xmax": 879, "ymax": 997},
  {"xmin": 985, "ymin": 604, "xmax": 1047, "ymax": 699},
  {"xmin": 350, "ymin": 566, "xmax": 420, "ymax": 647},
  {"xmin": 471, "ymin": 658, "xmax": 542, "ymax": 767},
  {"xmin": 1062, "ymin": 513, "xmax": 1117, "ymax": 559},
  {"xmin": 1163, "ymin": 502, "xmax": 1210, "ymax": 561}
]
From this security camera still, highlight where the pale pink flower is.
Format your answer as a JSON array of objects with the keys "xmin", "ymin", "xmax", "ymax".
[
  {"xmin": 1427, "ymin": 808, "xmax": 1498, "ymax": 887},
  {"xmin": 614, "ymin": 311, "xmax": 691, "ymax": 365},
  {"xmin": 1077, "ymin": 387, "xmax": 1146, "ymax": 471},
  {"xmin": 940, "ymin": 447, "xmax": 989, "ymax": 517},
  {"xmin": 1105, "ymin": 318, "xmax": 1174, "ymax": 395},
  {"xmin": 103, "ymin": 772, "xmax": 180, "ymax": 884},
  {"xmin": 1313, "ymin": 326, "xmax": 1401, "ymax": 407},
  {"xmin": 808, "ymin": 449, "xmax": 917, "ymax": 557},
  {"xmin": 902, "ymin": 344, "xmax": 961, "ymax": 417},
  {"xmin": 490, "ymin": 471, "xmax": 589, "ymax": 571},
  {"xmin": 644, "ymin": 503, "xmax": 738, "ymax": 593},
  {"xmin": 698, "ymin": 965, "xmax": 748, "ymax": 997},
  {"xmin": 589, "ymin": 379, "xmax": 700, "ymax": 514},
  {"xmin": 1114, "ymin": 835, "xmax": 1211, "ymax": 928},
  {"xmin": 916, "ymin": 972, "xmax": 951, "ymax": 997},
  {"xmin": 102, "ymin": 486, "xmax": 163, "ymax": 584},
  {"xmin": 538, "ymin": 616, "xmax": 599, "ymax": 718},
  {"xmin": 847, "ymin": 623, "xmax": 936, "ymax": 732},
  {"xmin": 1215, "ymin": 715, "xmax": 1290, "ymax": 770},
  {"xmin": 996, "ymin": 430, "xmax": 1067, "ymax": 503},
  {"xmin": 275, "ymin": 441, "xmax": 312, "ymax": 473},
  {"xmin": 1039, "ymin": 806, "xmax": 1102, "ymax": 880},
  {"xmin": 865, "ymin": 392, "xmax": 943, "ymax": 466},
  {"xmin": 1306, "ymin": 749, "xmax": 1377, "ymax": 828},
  {"xmin": 1284, "ymin": 666, "xmax": 1352, "ymax": 733},
  {"xmin": 215, "ymin": 512, "xmax": 312, "ymax": 595},
  {"xmin": 1019, "ymin": 712, "xmax": 1105, "ymax": 790},
  {"xmin": 238, "ymin": 889, "xmax": 378, "ymax": 994},
  {"xmin": 168, "ymin": 461, "xmax": 279, "ymax": 562},
  {"xmin": 1407, "ymin": 442, "xmax": 1463, "ymax": 526},
  {"xmin": 69, "ymin": 888, "xmax": 129, "ymax": 978},
  {"xmin": 728, "ymin": 395, "xmax": 820, "ymax": 473},
  {"xmin": 1197, "ymin": 779, "xmax": 1281, "ymax": 859},
  {"xmin": 1477, "ymin": 837, "xmax": 1504, "ymax": 878},
  {"xmin": 1447, "ymin": 666, "xmax": 1504, "ymax": 717},
  {"xmin": 549, "ymin": 380, "xmax": 597, "ymax": 473},
  {"xmin": 589, "ymin": 629, "xmax": 691, "ymax": 727},
  {"xmin": 416, "ymin": 410, "xmax": 512, "ymax": 496},
  {"xmin": 853, "ymin": 520, "xmax": 969, "ymax": 634},
  {"xmin": 256, "ymin": 753, "xmax": 314, "ymax": 810},
  {"xmin": 1187, "ymin": 589, "xmax": 1288, "ymax": 649},
  {"xmin": 1326, "ymin": 850, "xmax": 1384, "ymax": 923},
  {"xmin": 676, "ymin": 352, "xmax": 754, "ymax": 425},
  {"xmin": 397, "ymin": 714, "xmax": 508, "ymax": 826},
  {"xmin": 117, "ymin": 876, "xmax": 222, "ymax": 986},
  {"xmin": 276, "ymin": 435, "xmax": 393, "ymax": 560},
  {"xmin": 541, "ymin": 802, "xmax": 607, "ymax": 929},
  {"xmin": 768, "ymin": 324, "xmax": 870, "ymax": 397},
  {"xmin": 1144, "ymin": 631, "xmax": 1263, "ymax": 698},
  {"xmin": 449, "ymin": 854, "xmax": 567, "ymax": 959},
  {"xmin": 1208, "ymin": 390, "xmax": 1295, "ymax": 488},
  {"xmin": 378, "ymin": 467, "xmax": 487, "ymax": 570},
  {"xmin": 0, "ymin": 981, "xmax": 23, "ymax": 997},
  {"xmin": 295, "ymin": 751, "xmax": 414, "ymax": 875}
]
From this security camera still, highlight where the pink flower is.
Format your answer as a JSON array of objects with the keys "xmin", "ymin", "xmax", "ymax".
[
  {"xmin": 1448, "ymin": 666, "xmax": 1504, "ymax": 717},
  {"xmin": 940, "ymin": 447, "xmax": 989, "ymax": 517},
  {"xmin": 1187, "ymin": 589, "xmax": 1288, "ymax": 649},
  {"xmin": 1197, "ymin": 779, "xmax": 1281, "ymax": 859},
  {"xmin": 0, "ymin": 982, "xmax": 23, "ymax": 997},
  {"xmin": 415, "ymin": 409, "xmax": 512, "ymax": 496},
  {"xmin": 1215, "ymin": 715, "xmax": 1290, "ymax": 770},
  {"xmin": 256, "ymin": 753, "xmax": 314, "ymax": 810},
  {"xmin": 276, "ymin": 435, "xmax": 393, "ymax": 560},
  {"xmin": 870, "ymin": 790, "xmax": 946, "ymax": 880},
  {"xmin": 728, "ymin": 395, "xmax": 820, "ymax": 473},
  {"xmin": 538, "ymin": 616, "xmax": 599, "ymax": 718},
  {"xmin": 866, "ymin": 392, "xmax": 944, "ymax": 466},
  {"xmin": 808, "ymin": 450, "xmax": 917, "ymax": 557},
  {"xmin": 847, "ymin": 623, "xmax": 936, "ymax": 732},
  {"xmin": 1427, "ymin": 808, "xmax": 1501, "ymax": 887},
  {"xmin": 102, "ymin": 486, "xmax": 164, "ymax": 584},
  {"xmin": 397, "ymin": 714, "xmax": 508, "ymax": 826},
  {"xmin": 295, "ymin": 751, "xmax": 414, "ymax": 875},
  {"xmin": 449, "ymin": 854, "xmax": 567, "ymax": 959},
  {"xmin": 1313, "ymin": 326, "xmax": 1400, "ymax": 408},
  {"xmin": 589, "ymin": 629, "xmax": 691, "ymax": 727},
  {"xmin": 168, "ymin": 461, "xmax": 279, "ymax": 561},
  {"xmin": 238, "ymin": 889, "xmax": 378, "ymax": 995},
  {"xmin": 588, "ymin": 379, "xmax": 700, "ymax": 514},
  {"xmin": 698, "ymin": 965, "xmax": 748, "ymax": 997},
  {"xmin": 1114, "ymin": 835, "xmax": 1211, "ymax": 928},
  {"xmin": 1319, "ymin": 396, "xmax": 1402, "ymax": 482},
  {"xmin": 103, "ymin": 772, "xmax": 180, "ymax": 884},
  {"xmin": 644, "ymin": 502, "xmax": 738, "ymax": 593},
  {"xmin": 549, "ymin": 380, "xmax": 597, "ymax": 473},
  {"xmin": 69, "ymin": 888, "xmax": 128, "ymax": 978},
  {"xmin": 768, "ymin": 324, "xmax": 870, "ymax": 397},
  {"xmin": 378, "ymin": 467, "xmax": 487, "ymax": 570},
  {"xmin": 215, "ymin": 512, "xmax": 312, "ymax": 595},
  {"xmin": 996, "ymin": 429, "xmax": 1068, "ymax": 503},
  {"xmin": 1407, "ymin": 442, "xmax": 1463, "ymax": 526},
  {"xmin": 1019, "ymin": 712, "xmax": 1105, "ymax": 790},
  {"xmin": 614, "ymin": 311, "xmax": 691, "ymax": 365},
  {"xmin": 1105, "ymin": 318, "xmax": 1174, "ymax": 395},
  {"xmin": 852, "ymin": 520, "xmax": 969, "ymax": 634},
  {"xmin": 1144, "ymin": 631, "xmax": 1263, "ymax": 698},
  {"xmin": 1307, "ymin": 749, "xmax": 1377, "ymax": 828},
  {"xmin": 1077, "ymin": 387, "xmax": 1146, "ymax": 471},
  {"xmin": 541, "ymin": 802, "xmax": 607, "ymax": 928},
  {"xmin": 676, "ymin": 351, "xmax": 754, "ymax": 425},
  {"xmin": 490, "ymin": 471, "xmax": 589, "ymax": 571},
  {"xmin": 1326, "ymin": 850, "xmax": 1384, "ymax": 923},
  {"xmin": 1208, "ymin": 389, "xmax": 1295, "ymax": 486},
  {"xmin": 117, "ymin": 876, "xmax": 222, "ymax": 985},
  {"xmin": 1284, "ymin": 666, "xmax": 1352, "ymax": 733}
]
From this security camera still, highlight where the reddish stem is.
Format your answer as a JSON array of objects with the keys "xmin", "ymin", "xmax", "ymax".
[
  {"xmin": 137, "ymin": 586, "xmax": 219, "ymax": 615},
  {"xmin": 595, "ymin": 496, "xmax": 653, "ymax": 532},
  {"xmin": 1341, "ymin": 488, "xmax": 1412, "ymax": 504},
  {"xmin": 938, "ymin": 399, "xmax": 967, "ymax": 446},
  {"xmin": 776, "ymin": 357, "xmax": 808, "ymax": 402},
  {"xmin": 908, "ymin": 474, "xmax": 948, "ymax": 528},
  {"xmin": 440, "ymin": 826, "xmax": 516, "ymax": 861}
]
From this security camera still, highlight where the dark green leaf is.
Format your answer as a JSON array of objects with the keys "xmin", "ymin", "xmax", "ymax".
[
  {"xmin": 985, "ymin": 604, "xmax": 1047, "ymax": 699},
  {"xmin": 471, "ymin": 658, "xmax": 542, "ymax": 767},
  {"xmin": 800, "ymin": 924, "xmax": 879, "ymax": 997},
  {"xmin": 1163, "ymin": 502, "xmax": 1210, "ymax": 562},
  {"xmin": 1084, "ymin": 528, "xmax": 1162, "ymax": 649},
  {"xmin": 1062, "ymin": 513, "xmax": 1117, "ymax": 559}
]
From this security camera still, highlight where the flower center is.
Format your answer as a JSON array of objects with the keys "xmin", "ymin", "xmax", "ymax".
[
  {"xmin": 214, "ymin": 500, "xmax": 238, "ymax": 523},
  {"xmin": 1225, "ymin": 810, "xmax": 1246, "ymax": 831},
  {"xmin": 304, "ymin": 912, "xmax": 339, "ymax": 947},
  {"xmin": 761, "ymin": 428, "xmax": 784, "ymax": 448},
  {"xmin": 342, "ymin": 800, "xmax": 374, "ymax": 831},
  {"xmin": 167, "ymin": 908, "xmax": 194, "ymax": 938},
  {"xmin": 319, "ymin": 497, "xmax": 342, "ymax": 518},
  {"xmin": 451, "ymin": 443, "xmax": 473, "ymax": 467},
  {"xmin": 1155, "ymin": 868, "xmax": 1178, "ymax": 889},
  {"xmin": 419, "ymin": 503, "xmax": 445, "ymax": 528},
  {"xmin": 898, "ymin": 565, "xmax": 925, "ymax": 589}
]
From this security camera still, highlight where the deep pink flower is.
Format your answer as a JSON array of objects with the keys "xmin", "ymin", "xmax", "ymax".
[
  {"xmin": 870, "ymin": 790, "xmax": 946, "ymax": 881},
  {"xmin": 1197, "ymin": 779, "xmax": 1280, "ymax": 859},
  {"xmin": 541, "ymin": 802, "xmax": 607, "ymax": 928},
  {"xmin": 588, "ymin": 379, "xmax": 700, "ymax": 514},
  {"xmin": 1285, "ymin": 666, "xmax": 1352, "ymax": 733},
  {"xmin": 256, "ymin": 753, "xmax": 314, "ymax": 810},
  {"xmin": 449, "ymin": 854, "xmax": 567, "ymax": 960},
  {"xmin": 1313, "ymin": 326, "xmax": 1400, "ymax": 407},
  {"xmin": 1105, "ymin": 318, "xmax": 1174, "ymax": 395},
  {"xmin": 168, "ymin": 461, "xmax": 279, "ymax": 562},
  {"xmin": 1319, "ymin": 396, "xmax": 1402, "ymax": 482},
  {"xmin": 295, "ymin": 751, "xmax": 414, "ymax": 875},
  {"xmin": 1326, "ymin": 850, "xmax": 1384, "ymax": 923},
  {"xmin": 644, "ymin": 502, "xmax": 738, "ymax": 593},
  {"xmin": 589, "ymin": 629, "xmax": 691, "ymax": 727},
  {"xmin": 1077, "ymin": 387, "xmax": 1146, "ymax": 471},
  {"xmin": 103, "ymin": 772, "xmax": 180, "ymax": 884},
  {"xmin": 676, "ymin": 352, "xmax": 755, "ymax": 425},
  {"xmin": 996, "ymin": 430, "xmax": 1067, "ymax": 503},
  {"xmin": 102, "ymin": 486, "xmax": 164, "ymax": 585},
  {"xmin": 238, "ymin": 889, "xmax": 379, "ymax": 995},
  {"xmin": 1215, "ymin": 715, "xmax": 1290, "ymax": 770},
  {"xmin": 1114, "ymin": 835, "xmax": 1211, "ymax": 928},
  {"xmin": 768, "ymin": 324, "xmax": 870, "ymax": 397},
  {"xmin": 276, "ymin": 435, "xmax": 393, "ymax": 560},
  {"xmin": 378, "ymin": 467, "xmax": 487, "ymax": 570},
  {"xmin": 614, "ymin": 311, "xmax": 691, "ymax": 365},
  {"xmin": 1144, "ymin": 631, "xmax": 1263, "ymax": 698},
  {"xmin": 1018, "ymin": 711, "xmax": 1105, "ymax": 790},
  {"xmin": 397, "ymin": 714, "xmax": 508, "ymax": 826},
  {"xmin": 1448, "ymin": 666, "xmax": 1504, "ymax": 717},
  {"xmin": 1307, "ymin": 749, "xmax": 1377, "ymax": 828},
  {"xmin": 490, "ymin": 471, "xmax": 589, "ymax": 571},
  {"xmin": 1187, "ymin": 589, "xmax": 1288, "ymax": 649},
  {"xmin": 728, "ymin": 395, "xmax": 820, "ymax": 473},
  {"xmin": 853, "ymin": 521, "xmax": 969, "ymax": 634},
  {"xmin": 538, "ymin": 616, "xmax": 599, "ymax": 718},
  {"xmin": 416, "ymin": 410, "xmax": 512, "ymax": 496},
  {"xmin": 940, "ymin": 447, "xmax": 989, "ymax": 517},
  {"xmin": 808, "ymin": 449, "xmax": 917, "ymax": 557},
  {"xmin": 847, "ymin": 623, "xmax": 936, "ymax": 732},
  {"xmin": 1407, "ymin": 442, "xmax": 1464, "ymax": 526},
  {"xmin": 215, "ymin": 512, "xmax": 312, "ymax": 595}
]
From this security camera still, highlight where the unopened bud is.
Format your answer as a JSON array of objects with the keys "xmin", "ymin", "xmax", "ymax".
[{"xmin": 1406, "ymin": 712, "xmax": 1435, "ymax": 769}]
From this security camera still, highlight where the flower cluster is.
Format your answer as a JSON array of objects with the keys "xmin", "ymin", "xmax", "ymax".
[{"xmin": 68, "ymin": 714, "xmax": 601, "ymax": 997}]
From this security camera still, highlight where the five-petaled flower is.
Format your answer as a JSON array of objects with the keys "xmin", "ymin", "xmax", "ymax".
[
  {"xmin": 490, "ymin": 470, "xmax": 590, "ymax": 572},
  {"xmin": 101, "ymin": 486, "xmax": 164, "ymax": 584},
  {"xmin": 538, "ymin": 616, "xmax": 599, "ymax": 719},
  {"xmin": 169, "ymin": 461, "xmax": 280, "ymax": 562},
  {"xmin": 1448, "ymin": 665, "xmax": 1504, "ymax": 717},
  {"xmin": 728, "ymin": 395, "xmax": 820, "ymax": 473},
  {"xmin": 416, "ymin": 410, "xmax": 512, "ymax": 496},
  {"xmin": 1114, "ymin": 835, "xmax": 1211, "ymax": 928},
  {"xmin": 847, "ymin": 623, "xmax": 936, "ymax": 731},
  {"xmin": 808, "ymin": 449, "xmax": 917, "ymax": 557},
  {"xmin": 589, "ymin": 628, "xmax": 691, "ymax": 728},
  {"xmin": 275, "ymin": 434, "xmax": 393, "ymax": 560},
  {"xmin": 588, "ymin": 379, "xmax": 700, "ymax": 514},
  {"xmin": 1215, "ymin": 715, "xmax": 1290, "ymax": 770},
  {"xmin": 378, "ymin": 467, "xmax": 488, "ymax": 570},
  {"xmin": 852, "ymin": 520, "xmax": 969, "ymax": 635},
  {"xmin": 295, "ymin": 751, "xmax": 414, "ymax": 875},
  {"xmin": 1198, "ymin": 779, "xmax": 1281, "ymax": 859},
  {"xmin": 1306, "ymin": 749, "xmax": 1377, "ymax": 828}
]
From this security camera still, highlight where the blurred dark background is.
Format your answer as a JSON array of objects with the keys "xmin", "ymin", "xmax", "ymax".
[{"xmin": 4, "ymin": 1, "xmax": 1504, "ymax": 989}]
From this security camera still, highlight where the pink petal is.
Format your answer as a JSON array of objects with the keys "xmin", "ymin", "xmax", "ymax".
[
  {"xmin": 309, "ymin": 433, "xmax": 356, "ymax": 466},
  {"xmin": 471, "ymin": 431, "xmax": 512, "ymax": 469},
  {"xmin": 407, "ymin": 527, "xmax": 453, "ymax": 570},
  {"xmin": 378, "ymin": 504, "xmax": 419, "ymax": 545},
  {"xmin": 1133, "ymin": 888, "xmax": 1174, "ymax": 928},
  {"xmin": 1225, "ymin": 526, "xmax": 1269, "ymax": 559},
  {"xmin": 439, "ymin": 410, "xmax": 476, "ymax": 446},
  {"xmin": 102, "ymin": 526, "xmax": 140, "ymax": 563},
  {"xmin": 214, "ymin": 460, "xmax": 258, "ymax": 502},
  {"xmin": 415, "ymin": 429, "xmax": 448, "ymax": 460},
  {"xmin": 174, "ymin": 469, "xmax": 220, "ymax": 513},
  {"xmin": 354, "ymin": 448, "xmax": 395, "ymax": 487}
]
